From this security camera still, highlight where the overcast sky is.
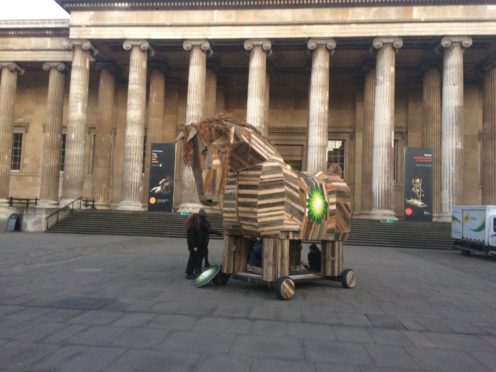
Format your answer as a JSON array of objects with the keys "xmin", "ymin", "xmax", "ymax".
[{"xmin": 1, "ymin": 0, "xmax": 69, "ymax": 20}]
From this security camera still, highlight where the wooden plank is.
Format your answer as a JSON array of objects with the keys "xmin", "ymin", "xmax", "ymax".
[{"xmin": 223, "ymin": 236, "xmax": 236, "ymax": 274}]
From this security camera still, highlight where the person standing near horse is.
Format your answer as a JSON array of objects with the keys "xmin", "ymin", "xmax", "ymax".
[
  {"xmin": 198, "ymin": 208, "xmax": 222, "ymax": 268},
  {"xmin": 185, "ymin": 213, "xmax": 202, "ymax": 279}
]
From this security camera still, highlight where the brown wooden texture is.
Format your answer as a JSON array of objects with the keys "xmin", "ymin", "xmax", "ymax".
[{"xmin": 321, "ymin": 240, "xmax": 344, "ymax": 277}]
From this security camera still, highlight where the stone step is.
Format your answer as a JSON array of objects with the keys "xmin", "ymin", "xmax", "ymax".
[{"xmin": 48, "ymin": 210, "xmax": 453, "ymax": 249}]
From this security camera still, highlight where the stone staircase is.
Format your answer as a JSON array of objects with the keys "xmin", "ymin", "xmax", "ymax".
[{"xmin": 47, "ymin": 210, "xmax": 453, "ymax": 250}]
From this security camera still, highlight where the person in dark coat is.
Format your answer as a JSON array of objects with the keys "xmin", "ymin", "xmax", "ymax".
[
  {"xmin": 185, "ymin": 213, "xmax": 202, "ymax": 279},
  {"xmin": 198, "ymin": 208, "xmax": 223, "ymax": 268},
  {"xmin": 308, "ymin": 243, "xmax": 321, "ymax": 272}
]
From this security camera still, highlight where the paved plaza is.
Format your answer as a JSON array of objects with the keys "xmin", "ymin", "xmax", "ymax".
[{"xmin": 0, "ymin": 232, "xmax": 496, "ymax": 371}]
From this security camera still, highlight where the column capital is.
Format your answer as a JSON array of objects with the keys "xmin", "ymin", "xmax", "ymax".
[
  {"xmin": 0, "ymin": 62, "xmax": 25, "ymax": 75},
  {"xmin": 63, "ymin": 39, "xmax": 98, "ymax": 57},
  {"xmin": 440, "ymin": 36, "xmax": 472, "ymax": 49},
  {"xmin": 244, "ymin": 39, "xmax": 272, "ymax": 53},
  {"xmin": 42, "ymin": 62, "xmax": 67, "ymax": 73},
  {"xmin": 123, "ymin": 40, "xmax": 155, "ymax": 57},
  {"xmin": 372, "ymin": 37, "xmax": 403, "ymax": 50},
  {"xmin": 307, "ymin": 38, "xmax": 336, "ymax": 52},
  {"xmin": 183, "ymin": 39, "xmax": 213, "ymax": 57}
]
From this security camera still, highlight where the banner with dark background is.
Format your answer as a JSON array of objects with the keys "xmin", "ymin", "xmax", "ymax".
[
  {"xmin": 403, "ymin": 147, "xmax": 433, "ymax": 221},
  {"xmin": 148, "ymin": 143, "xmax": 176, "ymax": 212}
]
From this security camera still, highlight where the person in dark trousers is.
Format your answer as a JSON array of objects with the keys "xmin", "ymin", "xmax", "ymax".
[
  {"xmin": 308, "ymin": 243, "xmax": 321, "ymax": 272},
  {"xmin": 185, "ymin": 213, "xmax": 202, "ymax": 279},
  {"xmin": 198, "ymin": 208, "xmax": 223, "ymax": 268}
]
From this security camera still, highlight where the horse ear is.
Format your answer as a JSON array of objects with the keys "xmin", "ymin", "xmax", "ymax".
[
  {"xmin": 175, "ymin": 127, "xmax": 186, "ymax": 142},
  {"xmin": 187, "ymin": 126, "xmax": 197, "ymax": 142}
]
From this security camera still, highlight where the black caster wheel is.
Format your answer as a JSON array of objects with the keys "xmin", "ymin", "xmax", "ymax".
[
  {"xmin": 213, "ymin": 272, "xmax": 230, "ymax": 286},
  {"xmin": 340, "ymin": 268, "xmax": 357, "ymax": 289},
  {"xmin": 274, "ymin": 276, "xmax": 295, "ymax": 300}
]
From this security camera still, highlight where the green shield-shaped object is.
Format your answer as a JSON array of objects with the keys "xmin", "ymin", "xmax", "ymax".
[{"xmin": 193, "ymin": 265, "xmax": 221, "ymax": 288}]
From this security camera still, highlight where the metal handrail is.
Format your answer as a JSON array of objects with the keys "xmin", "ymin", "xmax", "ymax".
[{"xmin": 45, "ymin": 196, "xmax": 84, "ymax": 230}]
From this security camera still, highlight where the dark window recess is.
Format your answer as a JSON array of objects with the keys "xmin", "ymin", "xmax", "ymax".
[
  {"xmin": 286, "ymin": 160, "xmax": 302, "ymax": 171},
  {"xmin": 327, "ymin": 140, "xmax": 345, "ymax": 178},
  {"xmin": 60, "ymin": 133, "xmax": 66, "ymax": 171},
  {"xmin": 142, "ymin": 134, "xmax": 147, "ymax": 173},
  {"xmin": 393, "ymin": 139, "xmax": 399, "ymax": 181},
  {"xmin": 11, "ymin": 133, "xmax": 23, "ymax": 170}
]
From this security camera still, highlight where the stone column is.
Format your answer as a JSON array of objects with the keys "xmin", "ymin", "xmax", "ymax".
[
  {"xmin": 482, "ymin": 61, "xmax": 496, "ymax": 205},
  {"xmin": 92, "ymin": 65, "xmax": 116, "ymax": 209},
  {"xmin": 439, "ymin": 36, "xmax": 472, "ymax": 221},
  {"xmin": 306, "ymin": 39, "xmax": 336, "ymax": 173},
  {"xmin": 119, "ymin": 40, "xmax": 154, "ymax": 211},
  {"xmin": 244, "ymin": 39, "xmax": 271, "ymax": 133},
  {"xmin": 39, "ymin": 62, "xmax": 66, "ymax": 207},
  {"xmin": 422, "ymin": 64, "xmax": 442, "ymax": 220},
  {"xmin": 370, "ymin": 37, "xmax": 403, "ymax": 221},
  {"xmin": 360, "ymin": 65, "xmax": 376, "ymax": 216},
  {"xmin": 0, "ymin": 63, "xmax": 24, "ymax": 206},
  {"xmin": 143, "ymin": 67, "xmax": 165, "ymax": 203},
  {"xmin": 179, "ymin": 40, "xmax": 212, "ymax": 213},
  {"xmin": 60, "ymin": 39, "xmax": 95, "ymax": 206},
  {"xmin": 205, "ymin": 69, "xmax": 217, "ymax": 117}
]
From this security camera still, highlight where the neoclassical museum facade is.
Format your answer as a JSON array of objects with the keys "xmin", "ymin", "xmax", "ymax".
[{"xmin": 1, "ymin": 0, "xmax": 496, "ymax": 227}]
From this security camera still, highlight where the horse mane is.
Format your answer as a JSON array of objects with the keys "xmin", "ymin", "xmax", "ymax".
[{"xmin": 182, "ymin": 112, "xmax": 264, "ymax": 166}]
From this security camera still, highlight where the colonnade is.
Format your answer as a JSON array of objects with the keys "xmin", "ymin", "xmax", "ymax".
[{"xmin": 0, "ymin": 35, "xmax": 494, "ymax": 220}]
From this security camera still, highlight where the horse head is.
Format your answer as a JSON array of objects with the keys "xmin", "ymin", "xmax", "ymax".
[{"xmin": 176, "ymin": 117, "xmax": 232, "ymax": 206}]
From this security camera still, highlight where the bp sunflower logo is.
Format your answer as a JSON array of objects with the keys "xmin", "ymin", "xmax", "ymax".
[{"xmin": 306, "ymin": 186, "xmax": 328, "ymax": 223}]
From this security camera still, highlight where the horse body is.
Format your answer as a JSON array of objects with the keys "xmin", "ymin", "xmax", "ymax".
[{"xmin": 179, "ymin": 114, "xmax": 354, "ymax": 289}]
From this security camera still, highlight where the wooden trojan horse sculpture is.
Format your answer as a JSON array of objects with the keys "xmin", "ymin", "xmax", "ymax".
[{"xmin": 178, "ymin": 113, "xmax": 355, "ymax": 300}]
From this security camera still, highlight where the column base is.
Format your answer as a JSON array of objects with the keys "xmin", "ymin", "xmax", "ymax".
[
  {"xmin": 117, "ymin": 201, "xmax": 145, "ymax": 211},
  {"xmin": 94, "ymin": 203, "xmax": 111, "ymax": 210},
  {"xmin": 177, "ymin": 202, "xmax": 204, "ymax": 214},
  {"xmin": 436, "ymin": 213, "xmax": 452, "ymax": 223},
  {"xmin": 37, "ymin": 199, "xmax": 60, "ymax": 208},
  {"xmin": 369, "ymin": 209, "xmax": 398, "ymax": 221}
]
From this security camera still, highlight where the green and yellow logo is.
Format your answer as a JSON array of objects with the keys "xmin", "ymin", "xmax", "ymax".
[{"xmin": 307, "ymin": 186, "xmax": 328, "ymax": 223}]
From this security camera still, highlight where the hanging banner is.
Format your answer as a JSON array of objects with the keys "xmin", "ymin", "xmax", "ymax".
[
  {"xmin": 403, "ymin": 147, "xmax": 433, "ymax": 221},
  {"xmin": 148, "ymin": 143, "xmax": 176, "ymax": 212}
]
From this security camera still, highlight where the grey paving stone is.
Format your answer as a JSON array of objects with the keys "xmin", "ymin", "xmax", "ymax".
[
  {"xmin": 33, "ymin": 345, "xmax": 86, "ymax": 370},
  {"xmin": 111, "ymin": 312, "xmax": 155, "ymax": 327},
  {"xmin": 248, "ymin": 306, "xmax": 281, "ymax": 320},
  {"xmin": 315, "ymin": 363, "xmax": 360, "ymax": 372},
  {"xmin": 53, "ymin": 345, "xmax": 124, "ymax": 372},
  {"xmin": 251, "ymin": 319, "xmax": 287, "ymax": 336},
  {"xmin": 0, "ymin": 319, "xmax": 32, "ymax": 339},
  {"xmin": 303, "ymin": 339, "xmax": 373, "ymax": 365},
  {"xmin": 423, "ymin": 332, "xmax": 496, "ymax": 352},
  {"xmin": 158, "ymin": 330, "xmax": 236, "ymax": 353},
  {"xmin": 12, "ymin": 321, "xmax": 68, "ymax": 342},
  {"xmin": 49, "ymin": 296, "xmax": 116, "ymax": 310},
  {"xmin": 0, "ymin": 305, "xmax": 24, "ymax": 317},
  {"xmin": 176, "ymin": 302, "xmax": 217, "ymax": 316},
  {"xmin": 231, "ymin": 334, "xmax": 304, "ymax": 360},
  {"xmin": 213, "ymin": 303, "xmax": 253, "ymax": 318},
  {"xmin": 68, "ymin": 310, "xmax": 125, "ymax": 325},
  {"xmin": 113, "ymin": 327, "xmax": 169, "ymax": 349},
  {"xmin": 366, "ymin": 314, "xmax": 407, "ymax": 330},
  {"xmin": 148, "ymin": 313, "xmax": 197, "ymax": 330},
  {"xmin": 4, "ymin": 306, "xmax": 53, "ymax": 321},
  {"xmin": 338, "ymin": 313, "xmax": 373, "ymax": 327},
  {"xmin": 368, "ymin": 328, "xmax": 414, "ymax": 346},
  {"xmin": 287, "ymin": 322, "xmax": 336, "ymax": 340},
  {"xmin": 0, "ymin": 341, "xmax": 59, "ymax": 370},
  {"xmin": 302, "ymin": 310, "xmax": 340, "ymax": 326},
  {"xmin": 43, "ymin": 324, "xmax": 88, "ymax": 344},
  {"xmin": 225, "ymin": 318, "xmax": 254, "ymax": 334},
  {"xmin": 359, "ymin": 367, "xmax": 422, "ymax": 372},
  {"xmin": 106, "ymin": 349, "xmax": 201, "ymax": 372},
  {"xmin": 334, "ymin": 326, "xmax": 374, "ymax": 343},
  {"xmin": 39, "ymin": 308, "xmax": 83, "ymax": 322},
  {"xmin": 278, "ymin": 308, "xmax": 303, "ymax": 322},
  {"xmin": 405, "ymin": 347, "xmax": 490, "ymax": 372},
  {"xmin": 402, "ymin": 331, "xmax": 436, "ymax": 348},
  {"xmin": 193, "ymin": 354, "xmax": 252, "ymax": 372},
  {"xmin": 251, "ymin": 357, "xmax": 315, "ymax": 372},
  {"xmin": 192, "ymin": 316, "xmax": 232, "ymax": 332},
  {"xmin": 471, "ymin": 350, "xmax": 496, "ymax": 371},
  {"xmin": 365, "ymin": 344, "xmax": 419, "ymax": 369},
  {"xmin": 482, "ymin": 335, "xmax": 496, "ymax": 349},
  {"xmin": 68, "ymin": 326, "xmax": 128, "ymax": 346}
]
